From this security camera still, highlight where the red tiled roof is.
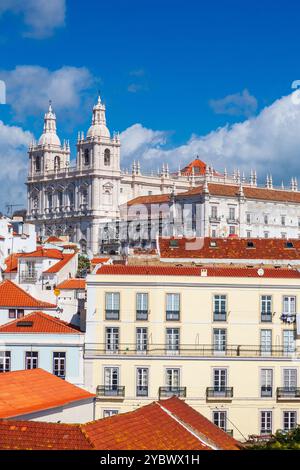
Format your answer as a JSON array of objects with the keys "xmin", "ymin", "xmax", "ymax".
[
  {"xmin": 96, "ymin": 263, "xmax": 300, "ymax": 278},
  {"xmin": 3, "ymin": 253, "xmax": 21, "ymax": 273},
  {"xmin": 0, "ymin": 397, "xmax": 240, "ymax": 450},
  {"xmin": 0, "ymin": 280, "xmax": 56, "ymax": 309},
  {"xmin": 180, "ymin": 158, "xmax": 207, "ymax": 176},
  {"xmin": 0, "ymin": 420, "xmax": 93, "ymax": 450},
  {"xmin": 159, "ymin": 237, "xmax": 300, "ymax": 261},
  {"xmin": 45, "ymin": 236, "xmax": 64, "ymax": 243},
  {"xmin": 91, "ymin": 257, "xmax": 110, "ymax": 265},
  {"xmin": 124, "ymin": 193, "xmax": 172, "ymax": 207},
  {"xmin": 56, "ymin": 279, "xmax": 86, "ymax": 290},
  {"xmin": 21, "ymin": 247, "xmax": 63, "ymax": 259},
  {"xmin": 0, "ymin": 369, "xmax": 95, "ymax": 419},
  {"xmin": 0, "ymin": 311, "xmax": 81, "ymax": 334},
  {"xmin": 44, "ymin": 253, "xmax": 76, "ymax": 274}
]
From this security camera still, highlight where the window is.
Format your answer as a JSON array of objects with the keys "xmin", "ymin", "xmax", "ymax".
[
  {"xmin": 25, "ymin": 351, "xmax": 38, "ymax": 369},
  {"xmin": 105, "ymin": 293, "xmax": 120, "ymax": 320},
  {"xmin": 54, "ymin": 156, "xmax": 60, "ymax": 171},
  {"xmin": 264, "ymin": 214, "xmax": 269, "ymax": 225},
  {"xmin": 229, "ymin": 207, "xmax": 235, "ymax": 220},
  {"xmin": 283, "ymin": 368, "xmax": 297, "ymax": 391},
  {"xmin": 0, "ymin": 351, "xmax": 10, "ymax": 373},
  {"xmin": 213, "ymin": 368, "xmax": 227, "ymax": 392},
  {"xmin": 281, "ymin": 215, "xmax": 286, "ymax": 226},
  {"xmin": 246, "ymin": 213, "xmax": 251, "ymax": 224},
  {"xmin": 53, "ymin": 352, "xmax": 66, "ymax": 379},
  {"xmin": 283, "ymin": 330, "xmax": 295, "ymax": 353},
  {"xmin": 104, "ymin": 367, "xmax": 119, "ymax": 395},
  {"xmin": 166, "ymin": 368, "xmax": 180, "ymax": 389},
  {"xmin": 260, "ymin": 329, "xmax": 272, "ymax": 354},
  {"xmin": 47, "ymin": 193, "xmax": 53, "ymax": 210},
  {"xmin": 283, "ymin": 411, "xmax": 297, "ymax": 431},
  {"xmin": 166, "ymin": 293, "xmax": 180, "ymax": 321},
  {"xmin": 246, "ymin": 231, "xmax": 252, "ymax": 238},
  {"xmin": 261, "ymin": 369, "xmax": 273, "ymax": 397},
  {"xmin": 264, "ymin": 231, "xmax": 269, "ymax": 239},
  {"xmin": 8, "ymin": 309, "xmax": 23, "ymax": 319},
  {"xmin": 57, "ymin": 191, "xmax": 63, "ymax": 209},
  {"xmin": 213, "ymin": 328, "xmax": 226, "ymax": 352},
  {"xmin": 261, "ymin": 411, "xmax": 272, "ymax": 434},
  {"xmin": 35, "ymin": 156, "xmax": 41, "ymax": 172},
  {"xmin": 211, "ymin": 228, "xmax": 217, "ymax": 238},
  {"xmin": 136, "ymin": 293, "xmax": 148, "ymax": 320},
  {"xmin": 261, "ymin": 295, "xmax": 272, "ymax": 322},
  {"xmin": 229, "ymin": 226, "xmax": 235, "ymax": 235},
  {"xmin": 105, "ymin": 327, "xmax": 119, "ymax": 353},
  {"xmin": 281, "ymin": 232, "xmax": 287, "ymax": 239},
  {"xmin": 136, "ymin": 327, "xmax": 148, "ymax": 352},
  {"xmin": 103, "ymin": 410, "xmax": 119, "ymax": 418},
  {"xmin": 166, "ymin": 328, "xmax": 180, "ymax": 354},
  {"xmin": 84, "ymin": 149, "xmax": 90, "ymax": 166},
  {"xmin": 213, "ymin": 411, "xmax": 227, "ymax": 431},
  {"xmin": 213, "ymin": 295, "xmax": 227, "ymax": 321},
  {"xmin": 136, "ymin": 368, "xmax": 148, "ymax": 396},
  {"xmin": 283, "ymin": 296, "xmax": 296, "ymax": 315},
  {"xmin": 211, "ymin": 206, "xmax": 218, "ymax": 219},
  {"xmin": 104, "ymin": 149, "xmax": 111, "ymax": 166}
]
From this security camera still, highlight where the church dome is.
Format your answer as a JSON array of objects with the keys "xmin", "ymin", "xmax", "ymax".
[
  {"xmin": 87, "ymin": 96, "xmax": 110, "ymax": 139},
  {"xmin": 38, "ymin": 102, "xmax": 61, "ymax": 147},
  {"xmin": 38, "ymin": 132, "xmax": 61, "ymax": 146}
]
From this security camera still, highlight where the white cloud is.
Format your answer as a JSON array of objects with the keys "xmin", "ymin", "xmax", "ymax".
[
  {"xmin": 120, "ymin": 92, "xmax": 300, "ymax": 183},
  {"xmin": 209, "ymin": 89, "xmax": 258, "ymax": 117},
  {"xmin": 0, "ymin": 65, "xmax": 95, "ymax": 122},
  {"xmin": 0, "ymin": 121, "xmax": 32, "ymax": 211},
  {"xmin": 0, "ymin": 0, "xmax": 66, "ymax": 38}
]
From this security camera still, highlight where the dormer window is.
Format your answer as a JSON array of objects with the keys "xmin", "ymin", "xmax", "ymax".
[
  {"xmin": 285, "ymin": 241, "xmax": 294, "ymax": 249},
  {"xmin": 247, "ymin": 241, "xmax": 255, "ymax": 248},
  {"xmin": 104, "ymin": 148, "xmax": 111, "ymax": 166}
]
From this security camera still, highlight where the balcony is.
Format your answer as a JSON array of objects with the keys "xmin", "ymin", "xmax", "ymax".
[
  {"xmin": 261, "ymin": 386, "xmax": 273, "ymax": 397},
  {"xmin": 159, "ymin": 387, "xmax": 187, "ymax": 399},
  {"xmin": 136, "ymin": 310, "xmax": 149, "ymax": 321},
  {"xmin": 209, "ymin": 216, "xmax": 221, "ymax": 223},
  {"xmin": 261, "ymin": 313, "xmax": 272, "ymax": 322},
  {"xmin": 227, "ymin": 217, "xmax": 239, "ymax": 224},
  {"xmin": 84, "ymin": 343, "xmax": 300, "ymax": 359},
  {"xmin": 206, "ymin": 387, "xmax": 233, "ymax": 401},
  {"xmin": 213, "ymin": 311, "xmax": 227, "ymax": 322},
  {"xmin": 105, "ymin": 309, "xmax": 120, "ymax": 321},
  {"xmin": 166, "ymin": 311, "xmax": 180, "ymax": 321},
  {"xmin": 96, "ymin": 385, "xmax": 125, "ymax": 398},
  {"xmin": 276, "ymin": 387, "xmax": 300, "ymax": 400},
  {"xmin": 19, "ymin": 272, "xmax": 38, "ymax": 284},
  {"xmin": 136, "ymin": 386, "xmax": 148, "ymax": 397}
]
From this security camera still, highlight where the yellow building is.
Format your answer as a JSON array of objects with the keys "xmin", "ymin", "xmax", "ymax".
[{"xmin": 84, "ymin": 264, "xmax": 300, "ymax": 440}]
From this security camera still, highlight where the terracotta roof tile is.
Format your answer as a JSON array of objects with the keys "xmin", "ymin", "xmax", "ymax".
[
  {"xmin": 0, "ymin": 369, "xmax": 95, "ymax": 419},
  {"xmin": 45, "ymin": 236, "xmax": 64, "ymax": 243},
  {"xmin": 159, "ymin": 237, "xmax": 300, "ymax": 261},
  {"xmin": 0, "ymin": 280, "xmax": 56, "ymax": 309},
  {"xmin": 0, "ymin": 311, "xmax": 82, "ymax": 334},
  {"xmin": 44, "ymin": 253, "xmax": 76, "ymax": 274},
  {"xmin": 21, "ymin": 247, "xmax": 63, "ymax": 259},
  {"xmin": 3, "ymin": 253, "xmax": 21, "ymax": 273},
  {"xmin": 56, "ymin": 279, "xmax": 86, "ymax": 290},
  {"xmin": 91, "ymin": 257, "xmax": 110, "ymax": 264},
  {"xmin": 96, "ymin": 263, "xmax": 300, "ymax": 278}
]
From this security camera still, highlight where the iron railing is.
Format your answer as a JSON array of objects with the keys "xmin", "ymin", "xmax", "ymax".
[
  {"xmin": 96, "ymin": 385, "xmax": 125, "ymax": 397},
  {"xmin": 276, "ymin": 387, "xmax": 300, "ymax": 399},
  {"xmin": 159, "ymin": 387, "xmax": 187, "ymax": 398},
  {"xmin": 213, "ymin": 311, "xmax": 227, "ymax": 322},
  {"xmin": 105, "ymin": 309, "xmax": 120, "ymax": 320},
  {"xmin": 261, "ymin": 386, "xmax": 273, "ymax": 397},
  {"xmin": 84, "ymin": 343, "xmax": 300, "ymax": 358},
  {"xmin": 136, "ymin": 310, "xmax": 149, "ymax": 321},
  {"xmin": 206, "ymin": 387, "xmax": 233, "ymax": 399}
]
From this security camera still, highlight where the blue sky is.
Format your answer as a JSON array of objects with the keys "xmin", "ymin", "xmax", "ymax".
[{"xmin": 0, "ymin": 0, "xmax": 300, "ymax": 210}]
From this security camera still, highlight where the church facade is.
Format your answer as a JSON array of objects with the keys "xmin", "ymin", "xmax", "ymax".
[{"xmin": 27, "ymin": 98, "xmax": 300, "ymax": 254}]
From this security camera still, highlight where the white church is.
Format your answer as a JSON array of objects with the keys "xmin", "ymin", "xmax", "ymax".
[{"xmin": 27, "ymin": 98, "xmax": 300, "ymax": 254}]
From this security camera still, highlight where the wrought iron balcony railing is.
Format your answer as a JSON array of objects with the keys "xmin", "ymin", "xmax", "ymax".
[
  {"xmin": 206, "ymin": 387, "xmax": 233, "ymax": 399},
  {"xmin": 261, "ymin": 386, "xmax": 273, "ymax": 397},
  {"xmin": 159, "ymin": 386, "xmax": 187, "ymax": 399},
  {"xmin": 136, "ymin": 386, "xmax": 148, "ymax": 397},
  {"xmin": 166, "ymin": 311, "xmax": 180, "ymax": 321},
  {"xmin": 105, "ymin": 309, "xmax": 120, "ymax": 320},
  {"xmin": 136, "ymin": 310, "xmax": 149, "ymax": 321},
  {"xmin": 19, "ymin": 272, "xmax": 38, "ymax": 284},
  {"xmin": 85, "ymin": 343, "xmax": 300, "ymax": 358},
  {"xmin": 213, "ymin": 311, "xmax": 227, "ymax": 322},
  {"xmin": 96, "ymin": 385, "xmax": 125, "ymax": 398},
  {"xmin": 276, "ymin": 387, "xmax": 300, "ymax": 399}
]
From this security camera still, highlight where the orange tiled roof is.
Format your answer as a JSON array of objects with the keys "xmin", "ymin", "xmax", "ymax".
[
  {"xmin": 0, "ymin": 280, "xmax": 56, "ymax": 309},
  {"xmin": 21, "ymin": 247, "xmax": 64, "ymax": 259},
  {"xmin": 3, "ymin": 253, "xmax": 21, "ymax": 273},
  {"xmin": 96, "ymin": 263, "xmax": 300, "ymax": 278},
  {"xmin": 0, "ymin": 397, "xmax": 240, "ymax": 450},
  {"xmin": 56, "ymin": 279, "xmax": 86, "ymax": 290},
  {"xmin": 180, "ymin": 158, "xmax": 207, "ymax": 176},
  {"xmin": 0, "ymin": 311, "xmax": 81, "ymax": 334},
  {"xmin": 0, "ymin": 369, "xmax": 95, "ymax": 419},
  {"xmin": 43, "ymin": 253, "xmax": 76, "ymax": 274},
  {"xmin": 91, "ymin": 257, "xmax": 110, "ymax": 265},
  {"xmin": 45, "ymin": 236, "xmax": 64, "ymax": 243},
  {"xmin": 124, "ymin": 193, "xmax": 171, "ymax": 207},
  {"xmin": 159, "ymin": 237, "xmax": 300, "ymax": 261}
]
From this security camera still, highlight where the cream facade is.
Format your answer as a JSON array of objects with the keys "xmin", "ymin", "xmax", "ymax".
[{"xmin": 84, "ymin": 269, "xmax": 300, "ymax": 440}]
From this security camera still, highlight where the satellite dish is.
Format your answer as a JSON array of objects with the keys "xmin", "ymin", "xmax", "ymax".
[{"xmin": 257, "ymin": 268, "xmax": 264, "ymax": 277}]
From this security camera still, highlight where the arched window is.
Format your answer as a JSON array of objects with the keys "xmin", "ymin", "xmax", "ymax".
[
  {"xmin": 84, "ymin": 149, "xmax": 90, "ymax": 166},
  {"xmin": 57, "ymin": 191, "xmax": 63, "ymax": 209},
  {"xmin": 54, "ymin": 156, "xmax": 60, "ymax": 171},
  {"xmin": 35, "ymin": 156, "xmax": 41, "ymax": 172},
  {"xmin": 68, "ymin": 189, "xmax": 74, "ymax": 208},
  {"xmin": 104, "ymin": 148, "xmax": 111, "ymax": 166},
  {"xmin": 48, "ymin": 193, "xmax": 53, "ymax": 210}
]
